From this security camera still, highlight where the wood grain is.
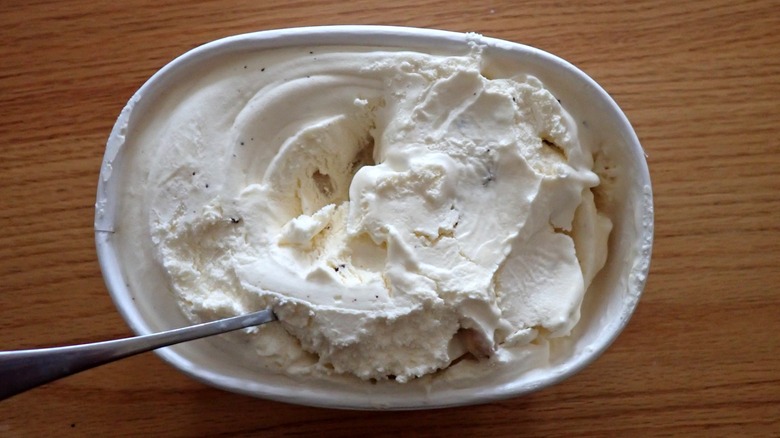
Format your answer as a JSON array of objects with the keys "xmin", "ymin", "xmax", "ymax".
[{"xmin": 1, "ymin": 0, "xmax": 778, "ymax": 436}]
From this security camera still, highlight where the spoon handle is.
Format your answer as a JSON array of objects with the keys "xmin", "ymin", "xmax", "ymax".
[{"xmin": 0, "ymin": 308, "xmax": 276, "ymax": 401}]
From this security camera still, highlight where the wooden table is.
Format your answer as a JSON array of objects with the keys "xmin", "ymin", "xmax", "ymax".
[{"xmin": 1, "ymin": 1, "xmax": 778, "ymax": 436}]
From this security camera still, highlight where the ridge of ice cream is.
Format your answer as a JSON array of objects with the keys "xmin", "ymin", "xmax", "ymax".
[{"xmin": 113, "ymin": 42, "xmax": 612, "ymax": 383}]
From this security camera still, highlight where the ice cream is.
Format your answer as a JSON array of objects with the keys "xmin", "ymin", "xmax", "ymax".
[{"xmin": 112, "ymin": 41, "xmax": 612, "ymax": 383}]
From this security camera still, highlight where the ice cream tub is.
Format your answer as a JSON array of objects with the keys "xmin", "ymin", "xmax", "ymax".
[{"xmin": 95, "ymin": 25, "xmax": 653, "ymax": 409}]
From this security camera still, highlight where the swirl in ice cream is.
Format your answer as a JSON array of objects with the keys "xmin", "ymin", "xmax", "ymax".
[{"xmin": 114, "ymin": 43, "xmax": 611, "ymax": 382}]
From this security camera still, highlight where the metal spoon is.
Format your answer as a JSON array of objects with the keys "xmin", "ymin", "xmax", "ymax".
[{"xmin": 0, "ymin": 308, "xmax": 276, "ymax": 401}]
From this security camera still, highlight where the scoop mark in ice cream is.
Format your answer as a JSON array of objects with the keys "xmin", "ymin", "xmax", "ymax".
[
  {"xmin": 311, "ymin": 170, "xmax": 334, "ymax": 197},
  {"xmin": 542, "ymin": 138, "xmax": 566, "ymax": 160},
  {"xmin": 114, "ymin": 44, "xmax": 612, "ymax": 383}
]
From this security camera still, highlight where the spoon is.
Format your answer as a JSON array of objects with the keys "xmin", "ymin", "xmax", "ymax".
[{"xmin": 0, "ymin": 308, "xmax": 276, "ymax": 401}]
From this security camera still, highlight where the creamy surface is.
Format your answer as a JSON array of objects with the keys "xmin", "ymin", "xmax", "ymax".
[{"xmin": 114, "ymin": 44, "xmax": 612, "ymax": 383}]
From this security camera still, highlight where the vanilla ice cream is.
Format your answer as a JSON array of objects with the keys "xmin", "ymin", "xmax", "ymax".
[{"xmin": 111, "ymin": 41, "xmax": 612, "ymax": 383}]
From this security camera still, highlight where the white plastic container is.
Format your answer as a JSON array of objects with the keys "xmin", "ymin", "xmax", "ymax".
[{"xmin": 95, "ymin": 25, "xmax": 653, "ymax": 410}]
